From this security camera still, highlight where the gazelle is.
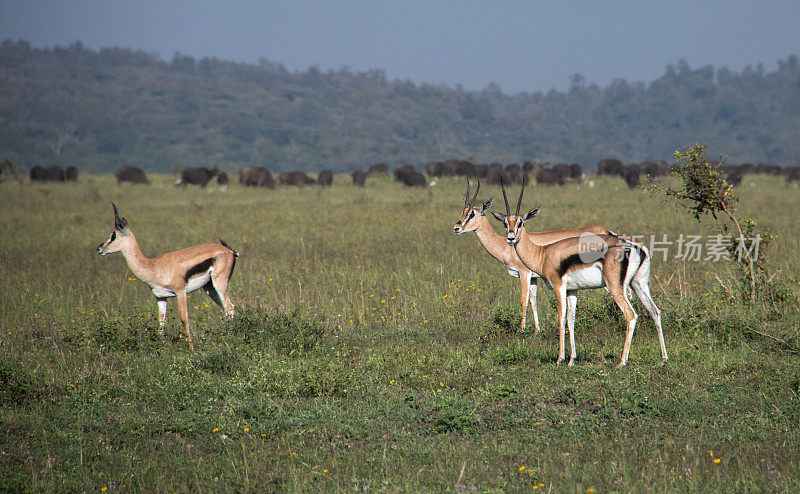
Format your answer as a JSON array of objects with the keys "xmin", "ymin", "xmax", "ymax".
[
  {"xmin": 97, "ymin": 203, "xmax": 238, "ymax": 350},
  {"xmin": 453, "ymin": 179, "xmax": 611, "ymax": 333},
  {"xmin": 492, "ymin": 181, "xmax": 668, "ymax": 367}
]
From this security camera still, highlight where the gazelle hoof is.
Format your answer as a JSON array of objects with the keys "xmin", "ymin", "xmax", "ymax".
[
  {"xmin": 568, "ymin": 359, "xmax": 576, "ymax": 367},
  {"xmin": 616, "ymin": 361, "xmax": 627, "ymax": 368}
]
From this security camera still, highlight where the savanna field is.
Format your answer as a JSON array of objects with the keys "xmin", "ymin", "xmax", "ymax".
[{"xmin": 1, "ymin": 173, "xmax": 799, "ymax": 492}]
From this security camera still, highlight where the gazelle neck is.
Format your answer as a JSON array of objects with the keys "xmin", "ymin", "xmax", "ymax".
[
  {"xmin": 472, "ymin": 215, "xmax": 511, "ymax": 260},
  {"xmin": 513, "ymin": 227, "xmax": 547, "ymax": 276},
  {"xmin": 118, "ymin": 231, "xmax": 155, "ymax": 281}
]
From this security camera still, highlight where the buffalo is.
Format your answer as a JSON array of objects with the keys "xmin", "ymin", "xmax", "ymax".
[
  {"xmin": 394, "ymin": 164, "xmax": 426, "ymax": 187},
  {"xmin": 239, "ymin": 166, "xmax": 274, "ymax": 188},
  {"xmin": 352, "ymin": 170, "xmax": 366, "ymax": 186},
  {"xmin": 726, "ymin": 168, "xmax": 743, "ymax": 187},
  {"xmin": 486, "ymin": 163, "xmax": 509, "ymax": 185},
  {"xmin": 279, "ymin": 171, "xmax": 315, "ymax": 186},
  {"xmin": 639, "ymin": 161, "xmax": 670, "ymax": 178},
  {"xmin": 65, "ymin": 166, "xmax": 79, "ymax": 181},
  {"xmin": 179, "ymin": 167, "xmax": 220, "ymax": 187},
  {"xmin": 29, "ymin": 165, "xmax": 46, "ymax": 182},
  {"xmin": 115, "ymin": 166, "xmax": 149, "ymax": 184},
  {"xmin": 393, "ymin": 164, "xmax": 415, "ymax": 181},
  {"xmin": 622, "ymin": 166, "xmax": 641, "ymax": 188},
  {"xmin": 597, "ymin": 158, "xmax": 624, "ymax": 176},
  {"xmin": 569, "ymin": 163, "xmax": 584, "ymax": 181},
  {"xmin": 398, "ymin": 170, "xmax": 426, "ymax": 186},
  {"xmin": 216, "ymin": 171, "xmax": 229, "ymax": 186},
  {"xmin": 535, "ymin": 169, "xmax": 563, "ymax": 186},
  {"xmin": 552, "ymin": 163, "xmax": 573, "ymax": 182},
  {"xmin": 317, "ymin": 170, "xmax": 333, "ymax": 186},
  {"xmin": 31, "ymin": 165, "xmax": 65, "ymax": 182},
  {"xmin": 784, "ymin": 166, "xmax": 800, "ymax": 183},
  {"xmin": 444, "ymin": 159, "xmax": 475, "ymax": 177},
  {"xmin": 426, "ymin": 161, "xmax": 446, "ymax": 177}
]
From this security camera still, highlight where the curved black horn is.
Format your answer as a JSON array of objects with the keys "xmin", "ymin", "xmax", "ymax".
[
  {"xmin": 516, "ymin": 175, "xmax": 526, "ymax": 215},
  {"xmin": 500, "ymin": 177, "xmax": 510, "ymax": 216},
  {"xmin": 471, "ymin": 179, "xmax": 480, "ymax": 208},
  {"xmin": 464, "ymin": 180, "xmax": 470, "ymax": 208},
  {"xmin": 112, "ymin": 202, "xmax": 127, "ymax": 230}
]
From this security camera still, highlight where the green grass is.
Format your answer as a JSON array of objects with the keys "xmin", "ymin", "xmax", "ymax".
[{"xmin": 1, "ymin": 173, "xmax": 799, "ymax": 492}]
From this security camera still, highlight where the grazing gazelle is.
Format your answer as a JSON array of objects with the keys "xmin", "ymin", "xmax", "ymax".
[
  {"xmin": 453, "ymin": 179, "xmax": 611, "ymax": 333},
  {"xmin": 492, "ymin": 181, "xmax": 667, "ymax": 367},
  {"xmin": 97, "ymin": 203, "xmax": 238, "ymax": 350}
]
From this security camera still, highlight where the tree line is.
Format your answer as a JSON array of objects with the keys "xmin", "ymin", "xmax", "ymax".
[{"xmin": 1, "ymin": 39, "xmax": 799, "ymax": 173}]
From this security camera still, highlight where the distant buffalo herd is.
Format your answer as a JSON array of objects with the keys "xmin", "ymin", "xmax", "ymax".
[
  {"xmin": 19, "ymin": 160, "xmax": 800, "ymax": 188},
  {"xmin": 28, "ymin": 165, "xmax": 79, "ymax": 182}
]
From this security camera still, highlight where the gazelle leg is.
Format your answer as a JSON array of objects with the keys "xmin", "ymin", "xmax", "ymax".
[
  {"xmin": 632, "ymin": 281, "xmax": 668, "ymax": 363},
  {"xmin": 609, "ymin": 282, "xmax": 637, "ymax": 367},
  {"xmin": 176, "ymin": 291, "xmax": 194, "ymax": 351},
  {"xmin": 556, "ymin": 285, "xmax": 568, "ymax": 365},
  {"xmin": 519, "ymin": 273, "xmax": 530, "ymax": 332},
  {"xmin": 566, "ymin": 290, "xmax": 578, "ymax": 366},
  {"xmin": 156, "ymin": 297, "xmax": 168, "ymax": 335},
  {"xmin": 529, "ymin": 277, "xmax": 540, "ymax": 333},
  {"xmin": 210, "ymin": 275, "xmax": 236, "ymax": 319}
]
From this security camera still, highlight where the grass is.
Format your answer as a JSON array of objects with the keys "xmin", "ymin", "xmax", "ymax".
[{"xmin": 1, "ymin": 173, "xmax": 799, "ymax": 492}]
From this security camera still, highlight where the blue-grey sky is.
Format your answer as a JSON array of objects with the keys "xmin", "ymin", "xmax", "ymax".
[{"xmin": 2, "ymin": 0, "xmax": 799, "ymax": 94}]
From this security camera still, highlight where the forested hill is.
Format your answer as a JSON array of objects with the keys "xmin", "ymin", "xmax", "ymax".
[{"xmin": 1, "ymin": 39, "xmax": 799, "ymax": 173}]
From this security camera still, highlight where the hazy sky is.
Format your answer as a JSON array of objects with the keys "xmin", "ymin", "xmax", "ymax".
[{"xmin": 2, "ymin": 0, "xmax": 799, "ymax": 93}]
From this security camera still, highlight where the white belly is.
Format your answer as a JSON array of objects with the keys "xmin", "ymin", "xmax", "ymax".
[
  {"xmin": 186, "ymin": 269, "xmax": 213, "ymax": 294},
  {"xmin": 150, "ymin": 269, "xmax": 213, "ymax": 298},
  {"xmin": 152, "ymin": 286, "xmax": 176, "ymax": 298},
  {"xmin": 564, "ymin": 263, "xmax": 605, "ymax": 290}
]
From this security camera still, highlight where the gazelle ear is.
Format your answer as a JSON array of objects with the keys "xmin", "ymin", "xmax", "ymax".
[
  {"xmin": 490, "ymin": 211, "xmax": 506, "ymax": 223},
  {"xmin": 480, "ymin": 198, "xmax": 493, "ymax": 213},
  {"xmin": 117, "ymin": 217, "xmax": 129, "ymax": 234},
  {"xmin": 522, "ymin": 207, "xmax": 541, "ymax": 221}
]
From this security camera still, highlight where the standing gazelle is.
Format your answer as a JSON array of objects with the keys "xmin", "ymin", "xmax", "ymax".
[
  {"xmin": 492, "ymin": 181, "xmax": 668, "ymax": 367},
  {"xmin": 97, "ymin": 203, "xmax": 238, "ymax": 350},
  {"xmin": 453, "ymin": 179, "xmax": 611, "ymax": 333}
]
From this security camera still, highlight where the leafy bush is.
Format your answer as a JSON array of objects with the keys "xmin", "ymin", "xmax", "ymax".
[
  {"xmin": 492, "ymin": 304, "xmax": 521, "ymax": 333},
  {"xmin": 229, "ymin": 306, "xmax": 326, "ymax": 356}
]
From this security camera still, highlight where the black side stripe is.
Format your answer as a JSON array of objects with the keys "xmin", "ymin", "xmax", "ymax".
[
  {"xmin": 184, "ymin": 258, "xmax": 214, "ymax": 282},
  {"xmin": 556, "ymin": 254, "xmax": 585, "ymax": 278}
]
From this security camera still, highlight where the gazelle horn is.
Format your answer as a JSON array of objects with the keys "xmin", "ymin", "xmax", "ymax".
[
  {"xmin": 471, "ymin": 179, "xmax": 480, "ymax": 208},
  {"xmin": 501, "ymin": 178, "xmax": 510, "ymax": 216},
  {"xmin": 464, "ymin": 180, "xmax": 470, "ymax": 209},
  {"xmin": 112, "ymin": 202, "xmax": 127, "ymax": 230},
  {"xmin": 516, "ymin": 175, "xmax": 526, "ymax": 216}
]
